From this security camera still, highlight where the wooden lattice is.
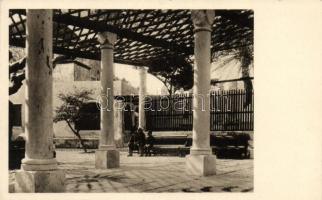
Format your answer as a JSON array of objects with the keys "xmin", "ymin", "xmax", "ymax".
[{"xmin": 9, "ymin": 9, "xmax": 253, "ymax": 67}]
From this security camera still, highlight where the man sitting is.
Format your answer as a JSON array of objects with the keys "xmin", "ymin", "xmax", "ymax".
[
  {"xmin": 128, "ymin": 127, "xmax": 146, "ymax": 156},
  {"xmin": 127, "ymin": 128, "xmax": 138, "ymax": 156},
  {"xmin": 145, "ymin": 130, "xmax": 155, "ymax": 156},
  {"xmin": 137, "ymin": 128, "xmax": 146, "ymax": 157}
]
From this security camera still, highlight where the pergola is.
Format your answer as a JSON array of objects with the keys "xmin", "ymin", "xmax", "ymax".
[
  {"xmin": 9, "ymin": 9, "xmax": 253, "ymax": 193},
  {"xmin": 10, "ymin": 9, "xmax": 253, "ymax": 66}
]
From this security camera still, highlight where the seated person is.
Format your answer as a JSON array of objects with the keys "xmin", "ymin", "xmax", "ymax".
[
  {"xmin": 137, "ymin": 127, "xmax": 146, "ymax": 157},
  {"xmin": 128, "ymin": 128, "xmax": 138, "ymax": 156},
  {"xmin": 145, "ymin": 130, "xmax": 155, "ymax": 156}
]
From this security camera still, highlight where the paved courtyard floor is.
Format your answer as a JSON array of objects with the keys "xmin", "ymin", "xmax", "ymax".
[{"xmin": 10, "ymin": 149, "xmax": 253, "ymax": 193}]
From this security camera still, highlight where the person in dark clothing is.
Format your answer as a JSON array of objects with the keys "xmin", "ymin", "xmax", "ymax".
[
  {"xmin": 127, "ymin": 128, "xmax": 138, "ymax": 156},
  {"xmin": 137, "ymin": 127, "xmax": 146, "ymax": 156},
  {"xmin": 145, "ymin": 130, "xmax": 155, "ymax": 156}
]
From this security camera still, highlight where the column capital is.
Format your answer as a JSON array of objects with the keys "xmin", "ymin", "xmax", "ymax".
[
  {"xmin": 191, "ymin": 10, "xmax": 215, "ymax": 32},
  {"xmin": 138, "ymin": 66, "xmax": 148, "ymax": 73},
  {"xmin": 98, "ymin": 32, "xmax": 117, "ymax": 49}
]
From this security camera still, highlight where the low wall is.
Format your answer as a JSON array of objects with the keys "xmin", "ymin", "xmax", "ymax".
[
  {"xmin": 54, "ymin": 137, "xmax": 99, "ymax": 149},
  {"xmin": 54, "ymin": 131, "xmax": 253, "ymax": 150},
  {"xmin": 54, "ymin": 129, "xmax": 132, "ymax": 149}
]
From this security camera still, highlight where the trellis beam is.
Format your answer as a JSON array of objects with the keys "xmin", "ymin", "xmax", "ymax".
[{"xmin": 53, "ymin": 14, "xmax": 193, "ymax": 55}]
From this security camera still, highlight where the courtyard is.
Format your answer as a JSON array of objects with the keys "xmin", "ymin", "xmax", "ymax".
[
  {"xmin": 3, "ymin": 2, "xmax": 321, "ymax": 200},
  {"xmin": 10, "ymin": 150, "xmax": 253, "ymax": 193},
  {"xmin": 8, "ymin": 9, "xmax": 254, "ymax": 193}
]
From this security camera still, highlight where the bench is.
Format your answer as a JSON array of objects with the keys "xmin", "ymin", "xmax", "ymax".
[
  {"xmin": 211, "ymin": 132, "xmax": 251, "ymax": 158},
  {"xmin": 152, "ymin": 136, "xmax": 189, "ymax": 156},
  {"xmin": 180, "ymin": 132, "xmax": 251, "ymax": 158},
  {"xmin": 130, "ymin": 132, "xmax": 251, "ymax": 158},
  {"xmin": 129, "ymin": 135, "xmax": 189, "ymax": 156}
]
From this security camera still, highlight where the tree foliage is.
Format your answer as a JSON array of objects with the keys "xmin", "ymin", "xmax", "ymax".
[
  {"xmin": 148, "ymin": 56, "xmax": 193, "ymax": 95},
  {"xmin": 148, "ymin": 44, "xmax": 253, "ymax": 96},
  {"xmin": 54, "ymin": 89, "xmax": 93, "ymax": 152},
  {"xmin": 213, "ymin": 44, "xmax": 253, "ymax": 107},
  {"xmin": 9, "ymin": 48, "xmax": 26, "ymax": 95},
  {"xmin": 145, "ymin": 10, "xmax": 253, "ymax": 95}
]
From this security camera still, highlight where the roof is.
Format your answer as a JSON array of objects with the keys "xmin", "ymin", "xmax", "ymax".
[{"xmin": 9, "ymin": 9, "xmax": 253, "ymax": 68}]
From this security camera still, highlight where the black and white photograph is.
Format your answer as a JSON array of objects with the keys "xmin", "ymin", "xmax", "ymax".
[
  {"xmin": 1, "ymin": 1, "xmax": 321, "ymax": 199},
  {"xmin": 7, "ymin": 8, "xmax": 254, "ymax": 193}
]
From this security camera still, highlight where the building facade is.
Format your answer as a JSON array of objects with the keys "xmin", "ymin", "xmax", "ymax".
[{"xmin": 9, "ymin": 61, "xmax": 138, "ymax": 140}]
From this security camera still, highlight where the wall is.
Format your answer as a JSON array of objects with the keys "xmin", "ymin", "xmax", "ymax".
[
  {"xmin": 9, "ymin": 62, "xmax": 137, "ymax": 142},
  {"xmin": 211, "ymin": 55, "xmax": 254, "ymax": 90}
]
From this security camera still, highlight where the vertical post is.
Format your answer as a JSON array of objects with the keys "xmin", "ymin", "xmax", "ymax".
[
  {"xmin": 114, "ymin": 99, "xmax": 124, "ymax": 147},
  {"xmin": 95, "ymin": 32, "xmax": 120, "ymax": 169},
  {"xmin": 138, "ymin": 67, "xmax": 147, "ymax": 130},
  {"xmin": 186, "ymin": 10, "xmax": 216, "ymax": 176},
  {"xmin": 15, "ymin": 10, "xmax": 65, "ymax": 192}
]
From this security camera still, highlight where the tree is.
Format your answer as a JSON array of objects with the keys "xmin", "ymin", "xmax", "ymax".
[
  {"xmin": 147, "ymin": 55, "xmax": 193, "ymax": 95},
  {"xmin": 211, "ymin": 10, "xmax": 254, "ymax": 106},
  {"xmin": 212, "ymin": 43, "xmax": 254, "ymax": 107},
  {"xmin": 8, "ymin": 48, "xmax": 94, "ymax": 148},
  {"xmin": 145, "ymin": 10, "xmax": 253, "ymax": 96},
  {"xmin": 53, "ymin": 89, "xmax": 93, "ymax": 153}
]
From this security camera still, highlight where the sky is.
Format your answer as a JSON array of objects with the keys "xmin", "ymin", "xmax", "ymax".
[{"xmin": 114, "ymin": 63, "xmax": 165, "ymax": 95}]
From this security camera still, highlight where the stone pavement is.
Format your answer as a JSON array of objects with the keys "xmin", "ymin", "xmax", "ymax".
[{"xmin": 9, "ymin": 149, "xmax": 253, "ymax": 193}]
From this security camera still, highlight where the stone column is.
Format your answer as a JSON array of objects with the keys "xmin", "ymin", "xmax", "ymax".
[
  {"xmin": 138, "ymin": 67, "xmax": 147, "ymax": 130},
  {"xmin": 114, "ymin": 99, "xmax": 124, "ymax": 147},
  {"xmin": 186, "ymin": 10, "xmax": 216, "ymax": 176},
  {"xmin": 95, "ymin": 32, "xmax": 120, "ymax": 169},
  {"xmin": 15, "ymin": 10, "xmax": 65, "ymax": 192}
]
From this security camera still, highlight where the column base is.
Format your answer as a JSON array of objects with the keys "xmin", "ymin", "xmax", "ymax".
[
  {"xmin": 186, "ymin": 154, "xmax": 216, "ymax": 176},
  {"xmin": 15, "ymin": 170, "xmax": 65, "ymax": 193},
  {"xmin": 21, "ymin": 158, "xmax": 58, "ymax": 171},
  {"xmin": 114, "ymin": 139, "xmax": 124, "ymax": 148},
  {"xmin": 95, "ymin": 149, "xmax": 120, "ymax": 169}
]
